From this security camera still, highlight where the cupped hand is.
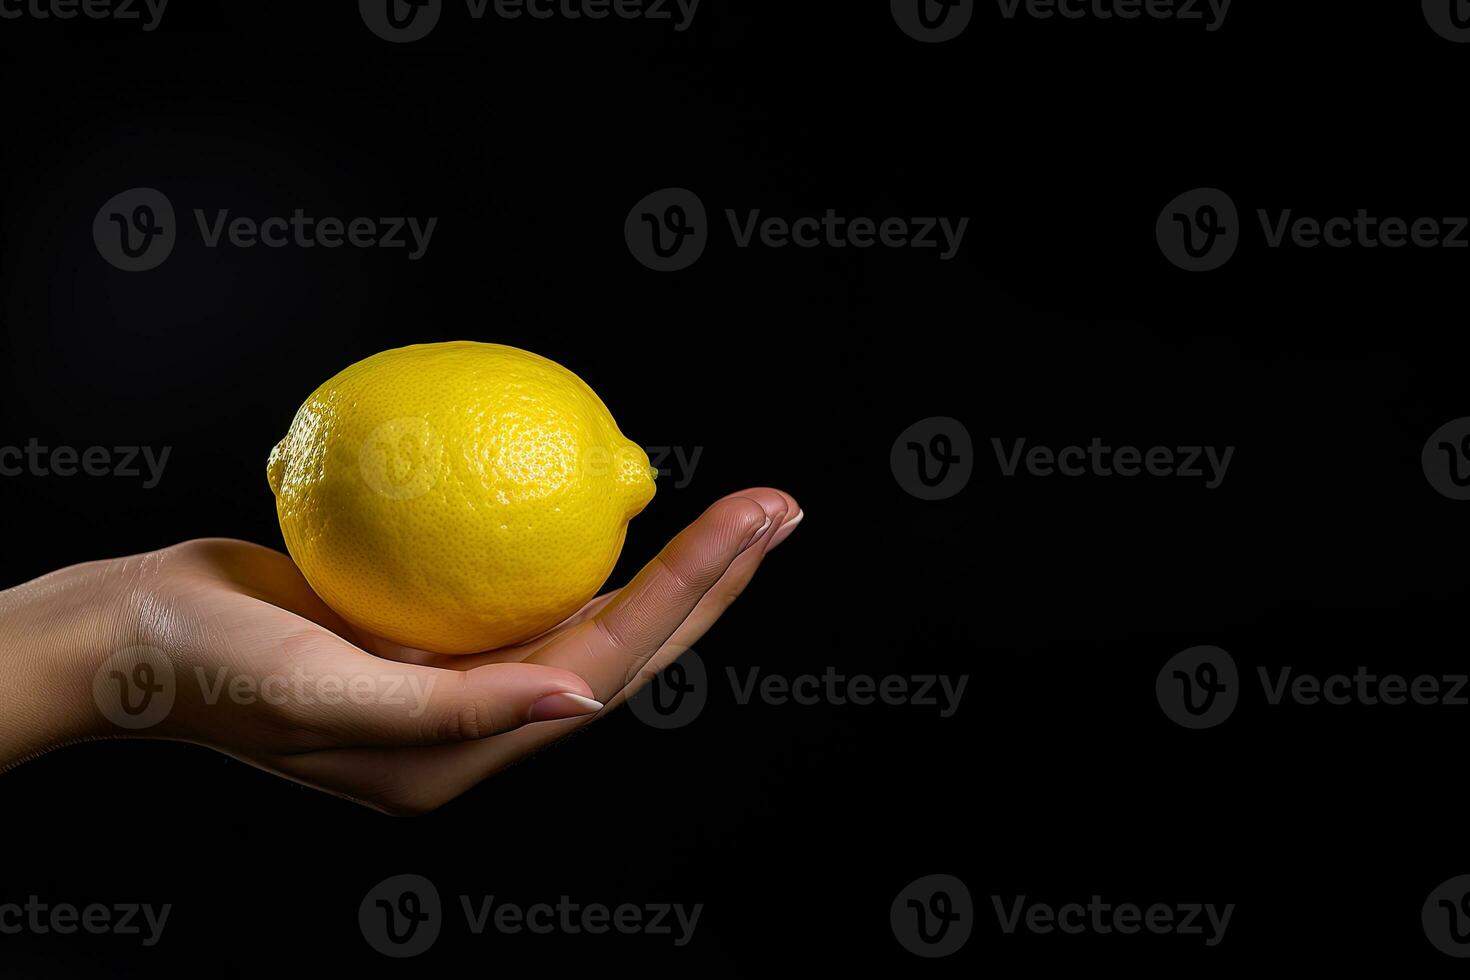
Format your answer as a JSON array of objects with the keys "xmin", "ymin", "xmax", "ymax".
[{"xmin": 5, "ymin": 489, "xmax": 799, "ymax": 814}]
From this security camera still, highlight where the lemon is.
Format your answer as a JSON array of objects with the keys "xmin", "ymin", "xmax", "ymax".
[{"xmin": 267, "ymin": 342, "xmax": 655, "ymax": 654}]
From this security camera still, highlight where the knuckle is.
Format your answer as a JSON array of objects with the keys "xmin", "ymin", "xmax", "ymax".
[
  {"xmin": 623, "ymin": 657, "xmax": 667, "ymax": 694},
  {"xmin": 653, "ymin": 553, "xmax": 703, "ymax": 598},
  {"xmin": 594, "ymin": 614, "xmax": 636, "ymax": 653},
  {"xmin": 433, "ymin": 699, "xmax": 500, "ymax": 742},
  {"xmin": 717, "ymin": 496, "xmax": 768, "ymax": 536}
]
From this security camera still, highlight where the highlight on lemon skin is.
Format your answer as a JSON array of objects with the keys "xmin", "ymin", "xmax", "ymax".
[{"xmin": 266, "ymin": 341, "xmax": 655, "ymax": 654}]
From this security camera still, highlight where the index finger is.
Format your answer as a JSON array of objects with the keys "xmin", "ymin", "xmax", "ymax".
[{"xmin": 523, "ymin": 493, "xmax": 782, "ymax": 702}]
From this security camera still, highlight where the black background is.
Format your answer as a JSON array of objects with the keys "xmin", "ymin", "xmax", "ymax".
[{"xmin": 2, "ymin": 0, "xmax": 1469, "ymax": 973}]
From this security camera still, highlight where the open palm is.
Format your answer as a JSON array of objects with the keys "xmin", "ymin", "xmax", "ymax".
[{"xmin": 109, "ymin": 488, "xmax": 799, "ymax": 814}]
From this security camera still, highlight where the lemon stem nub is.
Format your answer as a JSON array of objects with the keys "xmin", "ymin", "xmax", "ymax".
[{"xmin": 267, "ymin": 440, "xmax": 287, "ymax": 497}]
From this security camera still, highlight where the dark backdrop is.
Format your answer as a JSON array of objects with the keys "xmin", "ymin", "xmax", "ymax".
[{"xmin": 2, "ymin": 1, "xmax": 1468, "ymax": 974}]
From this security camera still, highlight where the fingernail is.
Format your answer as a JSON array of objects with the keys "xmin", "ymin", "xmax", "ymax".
[
  {"xmin": 769, "ymin": 509, "xmax": 803, "ymax": 550},
  {"xmin": 740, "ymin": 515, "xmax": 773, "ymax": 552},
  {"xmin": 528, "ymin": 692, "xmax": 603, "ymax": 723}
]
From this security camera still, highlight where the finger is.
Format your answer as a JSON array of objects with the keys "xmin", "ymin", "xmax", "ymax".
[
  {"xmin": 524, "ymin": 489, "xmax": 801, "ymax": 648},
  {"xmin": 271, "ymin": 490, "xmax": 802, "ymax": 811},
  {"xmin": 401, "ymin": 490, "xmax": 794, "ymax": 671},
  {"xmin": 428, "ymin": 590, "xmax": 626, "ymax": 667},
  {"xmin": 272, "ymin": 703, "xmax": 604, "ymax": 814},
  {"xmin": 271, "ymin": 496, "xmax": 801, "ymax": 810},
  {"xmin": 274, "ymin": 637, "xmax": 602, "ymax": 750},
  {"xmin": 215, "ymin": 491, "xmax": 799, "ymax": 675},
  {"xmin": 535, "ymin": 590, "xmax": 623, "ymax": 640},
  {"xmin": 353, "ymin": 587, "xmax": 622, "ymax": 672},
  {"xmin": 266, "ymin": 740, "xmax": 499, "ymax": 816},
  {"xmin": 524, "ymin": 494, "xmax": 779, "ymax": 702},
  {"xmin": 600, "ymin": 491, "xmax": 801, "ymax": 711}
]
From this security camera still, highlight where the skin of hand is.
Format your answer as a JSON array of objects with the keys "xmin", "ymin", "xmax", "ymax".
[{"xmin": 0, "ymin": 488, "xmax": 801, "ymax": 814}]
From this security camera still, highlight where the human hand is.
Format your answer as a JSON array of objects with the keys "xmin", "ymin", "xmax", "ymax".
[{"xmin": 0, "ymin": 488, "xmax": 800, "ymax": 814}]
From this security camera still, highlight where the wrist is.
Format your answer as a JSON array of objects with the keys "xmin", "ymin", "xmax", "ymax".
[{"xmin": 0, "ymin": 556, "xmax": 141, "ymax": 764}]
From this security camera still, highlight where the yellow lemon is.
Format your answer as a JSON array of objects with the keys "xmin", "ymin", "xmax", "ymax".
[{"xmin": 267, "ymin": 342, "xmax": 655, "ymax": 654}]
